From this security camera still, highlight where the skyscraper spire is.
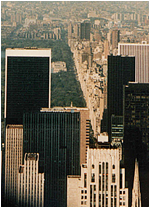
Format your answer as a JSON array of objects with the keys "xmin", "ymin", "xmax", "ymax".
[{"xmin": 132, "ymin": 158, "xmax": 141, "ymax": 207}]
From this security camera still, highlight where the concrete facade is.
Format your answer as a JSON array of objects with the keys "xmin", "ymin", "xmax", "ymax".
[
  {"xmin": 17, "ymin": 153, "xmax": 44, "ymax": 207},
  {"xmin": 5, "ymin": 125, "xmax": 23, "ymax": 205},
  {"xmin": 118, "ymin": 43, "xmax": 149, "ymax": 83},
  {"xmin": 67, "ymin": 147, "xmax": 128, "ymax": 207}
]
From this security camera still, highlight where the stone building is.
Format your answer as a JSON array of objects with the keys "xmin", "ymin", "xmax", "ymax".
[
  {"xmin": 5, "ymin": 125, "xmax": 23, "ymax": 206},
  {"xmin": 67, "ymin": 146, "xmax": 128, "ymax": 207},
  {"xmin": 17, "ymin": 153, "xmax": 44, "ymax": 207}
]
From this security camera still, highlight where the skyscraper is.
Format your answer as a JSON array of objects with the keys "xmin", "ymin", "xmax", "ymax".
[
  {"xmin": 80, "ymin": 21, "xmax": 91, "ymax": 40},
  {"xmin": 123, "ymin": 82, "xmax": 149, "ymax": 207},
  {"xmin": 23, "ymin": 106, "xmax": 90, "ymax": 207},
  {"xmin": 67, "ymin": 146, "xmax": 129, "ymax": 207},
  {"xmin": 107, "ymin": 55, "xmax": 135, "ymax": 139},
  {"xmin": 5, "ymin": 48, "xmax": 51, "ymax": 124},
  {"xmin": 118, "ymin": 43, "xmax": 149, "ymax": 83},
  {"xmin": 5, "ymin": 125, "xmax": 23, "ymax": 206},
  {"xmin": 17, "ymin": 153, "xmax": 44, "ymax": 207}
]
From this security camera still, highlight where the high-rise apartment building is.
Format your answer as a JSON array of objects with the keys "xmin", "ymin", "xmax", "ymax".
[
  {"xmin": 112, "ymin": 30, "xmax": 120, "ymax": 50},
  {"xmin": 5, "ymin": 48, "xmax": 51, "ymax": 124},
  {"xmin": 107, "ymin": 55, "xmax": 135, "ymax": 139},
  {"xmin": 5, "ymin": 125, "xmax": 23, "ymax": 206},
  {"xmin": 80, "ymin": 21, "xmax": 91, "ymax": 40},
  {"xmin": 118, "ymin": 43, "xmax": 149, "ymax": 83},
  {"xmin": 67, "ymin": 147, "xmax": 128, "ymax": 207},
  {"xmin": 17, "ymin": 153, "xmax": 44, "ymax": 207},
  {"xmin": 23, "ymin": 106, "xmax": 90, "ymax": 207}
]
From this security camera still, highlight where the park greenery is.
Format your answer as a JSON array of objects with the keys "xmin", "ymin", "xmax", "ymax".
[{"xmin": 1, "ymin": 38, "xmax": 86, "ymax": 140}]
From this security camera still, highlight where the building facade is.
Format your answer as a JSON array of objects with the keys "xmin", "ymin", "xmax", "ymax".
[
  {"xmin": 112, "ymin": 30, "xmax": 120, "ymax": 50},
  {"xmin": 80, "ymin": 21, "xmax": 91, "ymax": 40},
  {"xmin": 107, "ymin": 55, "xmax": 135, "ymax": 140},
  {"xmin": 5, "ymin": 125, "xmax": 23, "ymax": 206},
  {"xmin": 123, "ymin": 82, "xmax": 149, "ymax": 207},
  {"xmin": 111, "ymin": 115, "xmax": 123, "ymax": 144},
  {"xmin": 23, "ymin": 107, "xmax": 90, "ymax": 207},
  {"xmin": 67, "ymin": 147, "xmax": 128, "ymax": 207},
  {"xmin": 123, "ymin": 82, "xmax": 149, "ymax": 157},
  {"xmin": 17, "ymin": 153, "xmax": 44, "ymax": 207},
  {"xmin": 5, "ymin": 48, "xmax": 51, "ymax": 124},
  {"xmin": 118, "ymin": 43, "xmax": 149, "ymax": 83}
]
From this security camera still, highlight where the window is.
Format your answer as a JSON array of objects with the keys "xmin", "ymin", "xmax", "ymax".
[
  {"xmin": 84, "ymin": 173, "xmax": 87, "ymax": 188},
  {"xmin": 113, "ymin": 165, "xmax": 115, "ymax": 169},
  {"xmin": 81, "ymin": 190, "xmax": 84, "ymax": 194},
  {"xmin": 85, "ymin": 190, "xmax": 87, "ymax": 194},
  {"xmin": 99, "ymin": 175, "xmax": 101, "ymax": 191},
  {"xmin": 94, "ymin": 185, "xmax": 96, "ymax": 191},
  {"xmin": 81, "ymin": 196, "xmax": 84, "ymax": 199},
  {"xmin": 111, "ymin": 198, "xmax": 113, "ymax": 207},
  {"xmin": 94, "ymin": 193, "xmax": 96, "ymax": 202},
  {"xmin": 99, "ymin": 164, "xmax": 101, "ymax": 174},
  {"xmin": 112, "ymin": 174, "xmax": 115, "ymax": 183},
  {"xmin": 111, "ymin": 185, "xmax": 113, "ymax": 196},
  {"xmin": 91, "ymin": 173, "xmax": 95, "ymax": 182},
  {"xmin": 106, "ymin": 198, "xmax": 108, "ymax": 207},
  {"xmin": 92, "ymin": 164, "xmax": 95, "ymax": 169},
  {"xmin": 106, "ymin": 162, "xmax": 108, "ymax": 174}
]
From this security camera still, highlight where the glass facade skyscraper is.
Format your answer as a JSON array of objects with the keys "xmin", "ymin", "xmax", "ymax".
[
  {"xmin": 5, "ymin": 48, "xmax": 51, "ymax": 124},
  {"xmin": 23, "ymin": 111, "xmax": 81, "ymax": 207}
]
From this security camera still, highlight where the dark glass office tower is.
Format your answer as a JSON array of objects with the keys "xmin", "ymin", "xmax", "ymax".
[
  {"xmin": 80, "ymin": 21, "xmax": 91, "ymax": 40},
  {"xmin": 23, "ymin": 111, "xmax": 81, "ymax": 207},
  {"xmin": 107, "ymin": 55, "xmax": 135, "ymax": 140},
  {"xmin": 5, "ymin": 48, "xmax": 51, "ymax": 124},
  {"xmin": 123, "ymin": 82, "xmax": 149, "ymax": 207}
]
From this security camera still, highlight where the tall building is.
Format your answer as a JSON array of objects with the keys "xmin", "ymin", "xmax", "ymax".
[
  {"xmin": 111, "ymin": 115, "xmax": 123, "ymax": 144},
  {"xmin": 67, "ymin": 147, "xmax": 128, "ymax": 207},
  {"xmin": 17, "ymin": 153, "xmax": 44, "ymax": 207},
  {"xmin": 131, "ymin": 159, "xmax": 141, "ymax": 207},
  {"xmin": 123, "ymin": 82, "xmax": 149, "ymax": 207},
  {"xmin": 118, "ymin": 43, "xmax": 149, "ymax": 83},
  {"xmin": 123, "ymin": 82, "xmax": 149, "ymax": 158},
  {"xmin": 23, "ymin": 106, "xmax": 90, "ymax": 207},
  {"xmin": 107, "ymin": 55, "xmax": 135, "ymax": 139},
  {"xmin": 5, "ymin": 125, "xmax": 23, "ymax": 206},
  {"xmin": 80, "ymin": 21, "xmax": 91, "ymax": 40},
  {"xmin": 112, "ymin": 30, "xmax": 120, "ymax": 50},
  {"xmin": 5, "ymin": 48, "xmax": 51, "ymax": 124}
]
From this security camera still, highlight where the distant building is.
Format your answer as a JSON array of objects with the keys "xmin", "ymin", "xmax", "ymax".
[
  {"xmin": 112, "ymin": 30, "xmax": 120, "ymax": 50},
  {"xmin": 5, "ymin": 125, "xmax": 23, "ymax": 206},
  {"xmin": 107, "ymin": 55, "xmax": 135, "ymax": 140},
  {"xmin": 5, "ymin": 48, "xmax": 51, "ymax": 124},
  {"xmin": 17, "ymin": 153, "xmax": 44, "ymax": 207},
  {"xmin": 51, "ymin": 61, "xmax": 67, "ymax": 73},
  {"xmin": 67, "ymin": 147, "xmax": 128, "ymax": 207},
  {"xmin": 118, "ymin": 43, "xmax": 149, "ymax": 83},
  {"xmin": 131, "ymin": 159, "xmax": 141, "ymax": 207},
  {"xmin": 80, "ymin": 21, "xmax": 91, "ymax": 40},
  {"xmin": 23, "ymin": 106, "xmax": 90, "ymax": 207}
]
